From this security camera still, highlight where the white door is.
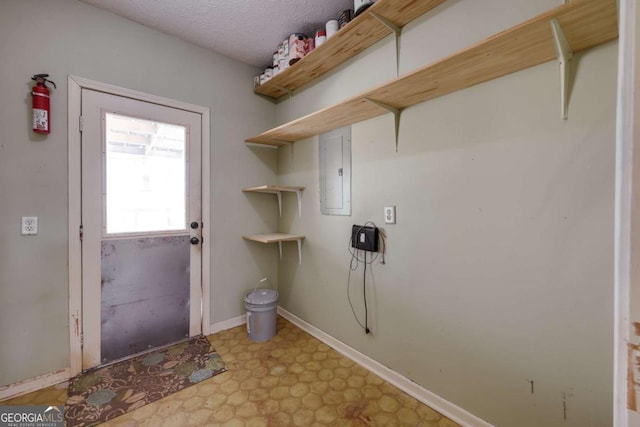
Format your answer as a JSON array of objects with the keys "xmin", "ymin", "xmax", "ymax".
[{"xmin": 81, "ymin": 89, "xmax": 203, "ymax": 370}]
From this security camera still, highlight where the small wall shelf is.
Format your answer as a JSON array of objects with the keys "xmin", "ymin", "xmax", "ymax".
[
  {"xmin": 246, "ymin": 0, "xmax": 618, "ymax": 147},
  {"xmin": 254, "ymin": 0, "xmax": 447, "ymax": 100},
  {"xmin": 243, "ymin": 233, "xmax": 305, "ymax": 264},
  {"xmin": 243, "ymin": 186, "xmax": 306, "ymax": 263},
  {"xmin": 243, "ymin": 185, "xmax": 305, "ymax": 217}
]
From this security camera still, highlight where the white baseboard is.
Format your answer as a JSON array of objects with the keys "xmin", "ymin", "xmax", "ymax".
[
  {"xmin": 0, "ymin": 368, "xmax": 70, "ymax": 402},
  {"xmin": 277, "ymin": 307, "xmax": 493, "ymax": 427},
  {"xmin": 209, "ymin": 314, "xmax": 246, "ymax": 335}
]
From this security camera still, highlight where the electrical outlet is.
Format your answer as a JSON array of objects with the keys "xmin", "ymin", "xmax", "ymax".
[
  {"xmin": 21, "ymin": 216, "xmax": 38, "ymax": 235},
  {"xmin": 384, "ymin": 206, "xmax": 396, "ymax": 224}
]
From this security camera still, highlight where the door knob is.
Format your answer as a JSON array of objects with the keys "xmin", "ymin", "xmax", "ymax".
[
  {"xmin": 190, "ymin": 221, "xmax": 199, "ymax": 229},
  {"xmin": 190, "ymin": 237, "xmax": 200, "ymax": 245}
]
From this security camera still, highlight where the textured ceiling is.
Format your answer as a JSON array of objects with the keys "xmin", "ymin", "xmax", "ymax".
[{"xmin": 80, "ymin": 0, "xmax": 354, "ymax": 69}]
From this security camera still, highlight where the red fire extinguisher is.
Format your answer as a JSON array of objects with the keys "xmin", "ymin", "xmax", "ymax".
[{"xmin": 31, "ymin": 74, "xmax": 56, "ymax": 134}]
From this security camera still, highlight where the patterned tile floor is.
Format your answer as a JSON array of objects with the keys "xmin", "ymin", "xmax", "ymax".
[{"xmin": 1, "ymin": 316, "xmax": 459, "ymax": 426}]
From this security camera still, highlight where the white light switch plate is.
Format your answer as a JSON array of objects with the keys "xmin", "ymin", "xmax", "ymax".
[
  {"xmin": 384, "ymin": 206, "xmax": 396, "ymax": 224},
  {"xmin": 21, "ymin": 216, "xmax": 38, "ymax": 235}
]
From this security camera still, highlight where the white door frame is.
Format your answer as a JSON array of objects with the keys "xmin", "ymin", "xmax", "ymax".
[
  {"xmin": 614, "ymin": 0, "xmax": 638, "ymax": 425},
  {"xmin": 68, "ymin": 75, "xmax": 211, "ymax": 376}
]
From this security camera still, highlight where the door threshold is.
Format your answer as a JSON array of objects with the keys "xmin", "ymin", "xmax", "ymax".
[{"xmin": 81, "ymin": 335, "xmax": 197, "ymax": 375}]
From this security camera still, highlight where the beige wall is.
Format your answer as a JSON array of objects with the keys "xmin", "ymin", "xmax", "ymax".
[
  {"xmin": 0, "ymin": 0, "xmax": 276, "ymax": 386},
  {"xmin": 276, "ymin": 1, "xmax": 616, "ymax": 426}
]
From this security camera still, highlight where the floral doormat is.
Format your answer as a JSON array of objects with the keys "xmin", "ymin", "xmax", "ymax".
[{"xmin": 64, "ymin": 335, "xmax": 226, "ymax": 426}]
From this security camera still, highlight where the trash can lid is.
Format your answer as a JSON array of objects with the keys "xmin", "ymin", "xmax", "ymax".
[{"xmin": 245, "ymin": 289, "xmax": 278, "ymax": 305}]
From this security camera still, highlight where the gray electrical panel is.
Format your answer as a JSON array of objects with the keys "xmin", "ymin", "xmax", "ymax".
[{"xmin": 319, "ymin": 126, "xmax": 351, "ymax": 216}]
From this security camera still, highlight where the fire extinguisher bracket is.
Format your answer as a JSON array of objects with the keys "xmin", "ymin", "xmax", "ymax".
[{"xmin": 31, "ymin": 74, "xmax": 56, "ymax": 135}]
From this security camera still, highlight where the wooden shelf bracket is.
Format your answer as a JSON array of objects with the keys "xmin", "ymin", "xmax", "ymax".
[
  {"xmin": 278, "ymin": 239, "xmax": 303, "ymax": 264},
  {"xmin": 271, "ymin": 188, "xmax": 302, "ymax": 217},
  {"xmin": 255, "ymin": 83, "xmax": 294, "ymax": 104},
  {"xmin": 365, "ymin": 98, "xmax": 402, "ymax": 152},
  {"xmin": 267, "ymin": 83, "xmax": 294, "ymax": 99},
  {"xmin": 247, "ymin": 138, "xmax": 292, "ymax": 148},
  {"xmin": 293, "ymin": 188, "xmax": 302, "ymax": 217},
  {"xmin": 276, "ymin": 191, "xmax": 282, "ymax": 216},
  {"xmin": 245, "ymin": 142, "xmax": 279, "ymax": 149},
  {"xmin": 369, "ymin": 11, "xmax": 402, "ymax": 76},
  {"xmin": 550, "ymin": 18, "xmax": 574, "ymax": 120}
]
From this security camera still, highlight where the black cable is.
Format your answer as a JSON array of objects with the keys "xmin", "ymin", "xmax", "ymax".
[
  {"xmin": 363, "ymin": 251, "xmax": 369, "ymax": 334},
  {"xmin": 346, "ymin": 222, "xmax": 386, "ymax": 334},
  {"xmin": 347, "ymin": 262, "xmax": 366, "ymax": 330}
]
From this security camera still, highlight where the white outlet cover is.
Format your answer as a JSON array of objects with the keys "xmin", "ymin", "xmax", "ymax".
[
  {"xmin": 384, "ymin": 206, "xmax": 396, "ymax": 224},
  {"xmin": 21, "ymin": 216, "xmax": 38, "ymax": 235}
]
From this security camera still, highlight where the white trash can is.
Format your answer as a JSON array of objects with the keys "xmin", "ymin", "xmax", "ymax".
[{"xmin": 244, "ymin": 278, "xmax": 278, "ymax": 342}]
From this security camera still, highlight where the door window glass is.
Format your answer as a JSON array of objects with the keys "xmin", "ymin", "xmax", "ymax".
[{"xmin": 104, "ymin": 113, "xmax": 187, "ymax": 234}]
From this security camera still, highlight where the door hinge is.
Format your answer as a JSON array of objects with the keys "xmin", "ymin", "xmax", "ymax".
[
  {"xmin": 79, "ymin": 225, "xmax": 84, "ymax": 241},
  {"xmin": 79, "ymin": 116, "xmax": 84, "ymax": 132},
  {"xmin": 80, "ymin": 333, "xmax": 84, "ymax": 347}
]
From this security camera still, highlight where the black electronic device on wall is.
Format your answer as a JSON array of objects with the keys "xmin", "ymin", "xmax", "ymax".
[{"xmin": 351, "ymin": 225, "xmax": 379, "ymax": 252}]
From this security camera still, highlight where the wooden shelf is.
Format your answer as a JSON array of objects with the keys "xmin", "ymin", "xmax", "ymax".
[
  {"xmin": 243, "ymin": 233, "xmax": 305, "ymax": 264},
  {"xmin": 246, "ymin": 0, "xmax": 618, "ymax": 146},
  {"xmin": 243, "ymin": 185, "xmax": 305, "ymax": 216},
  {"xmin": 243, "ymin": 185, "xmax": 304, "ymax": 194},
  {"xmin": 243, "ymin": 233, "xmax": 305, "ymax": 244},
  {"xmin": 254, "ymin": 0, "xmax": 447, "ymax": 99}
]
